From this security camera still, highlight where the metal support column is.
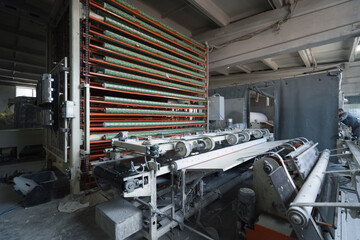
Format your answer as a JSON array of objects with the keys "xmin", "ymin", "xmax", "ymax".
[
  {"xmin": 149, "ymin": 170, "xmax": 158, "ymax": 240},
  {"xmin": 181, "ymin": 170, "xmax": 186, "ymax": 215},
  {"xmin": 69, "ymin": 0, "xmax": 81, "ymax": 194}
]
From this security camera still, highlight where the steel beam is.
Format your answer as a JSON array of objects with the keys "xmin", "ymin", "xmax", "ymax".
[
  {"xmin": 261, "ymin": 58, "xmax": 279, "ymax": 71},
  {"xmin": 187, "ymin": 0, "xmax": 230, "ymax": 27},
  {"xmin": 348, "ymin": 37, "xmax": 360, "ymax": 62},
  {"xmin": 235, "ymin": 64, "xmax": 252, "ymax": 73},
  {"xmin": 195, "ymin": 0, "xmax": 360, "ymax": 71},
  {"xmin": 209, "ymin": 63, "xmax": 341, "ymax": 89},
  {"xmin": 298, "ymin": 50, "xmax": 311, "ymax": 68}
]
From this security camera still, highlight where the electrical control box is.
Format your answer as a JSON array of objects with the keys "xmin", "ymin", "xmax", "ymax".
[
  {"xmin": 209, "ymin": 95, "xmax": 225, "ymax": 121},
  {"xmin": 61, "ymin": 101, "xmax": 75, "ymax": 118}
]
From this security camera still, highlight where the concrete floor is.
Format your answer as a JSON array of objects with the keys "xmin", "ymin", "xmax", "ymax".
[
  {"xmin": 0, "ymin": 180, "xmax": 243, "ymax": 240},
  {"xmin": 0, "ymin": 159, "xmax": 246, "ymax": 240},
  {"xmin": 0, "ymin": 183, "xmax": 112, "ymax": 240}
]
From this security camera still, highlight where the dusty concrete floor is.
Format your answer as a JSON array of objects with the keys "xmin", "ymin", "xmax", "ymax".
[
  {"xmin": 0, "ymin": 181, "xmax": 244, "ymax": 240},
  {"xmin": 0, "ymin": 183, "xmax": 112, "ymax": 240},
  {"xmin": 0, "ymin": 159, "xmax": 249, "ymax": 240}
]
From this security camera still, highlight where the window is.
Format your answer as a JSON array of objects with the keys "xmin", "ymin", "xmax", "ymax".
[{"xmin": 16, "ymin": 86, "xmax": 36, "ymax": 97}]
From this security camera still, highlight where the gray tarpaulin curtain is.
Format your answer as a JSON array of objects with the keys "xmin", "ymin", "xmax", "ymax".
[
  {"xmin": 274, "ymin": 71, "xmax": 340, "ymax": 151},
  {"xmin": 209, "ymin": 70, "xmax": 341, "ymax": 151}
]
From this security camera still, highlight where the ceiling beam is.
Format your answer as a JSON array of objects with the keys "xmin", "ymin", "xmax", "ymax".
[
  {"xmin": 187, "ymin": 0, "xmax": 230, "ymax": 27},
  {"xmin": 298, "ymin": 50, "xmax": 311, "ymax": 67},
  {"xmin": 308, "ymin": 48, "xmax": 317, "ymax": 68},
  {"xmin": 195, "ymin": 0, "xmax": 360, "ymax": 71},
  {"xmin": 348, "ymin": 37, "xmax": 360, "ymax": 62},
  {"xmin": 209, "ymin": 63, "xmax": 342, "ymax": 89},
  {"xmin": 235, "ymin": 64, "xmax": 252, "ymax": 73},
  {"xmin": 261, "ymin": 58, "xmax": 279, "ymax": 71},
  {"xmin": 215, "ymin": 68, "xmax": 230, "ymax": 76}
]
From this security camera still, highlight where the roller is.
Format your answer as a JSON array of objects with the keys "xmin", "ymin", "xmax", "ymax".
[
  {"xmin": 203, "ymin": 137, "xmax": 216, "ymax": 151},
  {"xmin": 103, "ymin": 59, "xmax": 205, "ymax": 88},
  {"xmin": 260, "ymin": 129, "xmax": 270, "ymax": 137},
  {"xmin": 104, "ymin": 128, "xmax": 205, "ymax": 139},
  {"xmin": 104, "ymin": 17, "xmax": 205, "ymax": 63},
  {"xmin": 103, "ymin": 43, "xmax": 205, "ymax": 78},
  {"xmin": 103, "ymin": 4, "xmax": 205, "ymax": 56},
  {"xmin": 175, "ymin": 141, "xmax": 192, "ymax": 158},
  {"xmin": 287, "ymin": 149, "xmax": 330, "ymax": 226},
  {"xmin": 226, "ymin": 134, "xmax": 239, "ymax": 145},
  {"xmin": 103, "ymin": 96, "xmax": 205, "ymax": 109},
  {"xmin": 103, "ymin": 120, "xmax": 205, "ymax": 127},
  {"xmin": 104, "ymin": 30, "xmax": 203, "ymax": 71},
  {"xmin": 105, "ymin": 108, "xmax": 204, "ymax": 116},
  {"xmin": 238, "ymin": 132, "xmax": 251, "ymax": 142},
  {"xmin": 102, "ymin": 82, "xmax": 205, "ymax": 101},
  {"xmin": 251, "ymin": 129, "xmax": 263, "ymax": 139},
  {"xmin": 110, "ymin": 0, "xmax": 206, "ymax": 49}
]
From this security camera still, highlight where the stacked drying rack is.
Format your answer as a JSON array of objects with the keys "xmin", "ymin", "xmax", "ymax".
[{"xmin": 80, "ymin": 0, "xmax": 208, "ymax": 184}]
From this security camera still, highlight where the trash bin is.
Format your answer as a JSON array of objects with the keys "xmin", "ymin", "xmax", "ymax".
[{"xmin": 13, "ymin": 171, "xmax": 58, "ymax": 207}]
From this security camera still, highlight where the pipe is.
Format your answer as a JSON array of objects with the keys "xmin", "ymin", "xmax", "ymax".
[{"xmin": 287, "ymin": 149, "xmax": 330, "ymax": 226}]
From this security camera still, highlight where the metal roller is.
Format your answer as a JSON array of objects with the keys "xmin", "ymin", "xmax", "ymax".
[
  {"xmin": 226, "ymin": 134, "xmax": 239, "ymax": 145},
  {"xmin": 238, "ymin": 132, "xmax": 251, "ymax": 142},
  {"xmin": 251, "ymin": 129, "xmax": 263, "ymax": 139},
  {"xmin": 203, "ymin": 137, "xmax": 216, "ymax": 151},
  {"xmin": 287, "ymin": 149, "xmax": 330, "ymax": 226},
  {"xmin": 260, "ymin": 129, "xmax": 270, "ymax": 137},
  {"xmin": 175, "ymin": 141, "xmax": 192, "ymax": 158}
]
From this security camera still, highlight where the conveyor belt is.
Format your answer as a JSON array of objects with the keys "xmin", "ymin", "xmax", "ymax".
[{"xmin": 185, "ymin": 140, "xmax": 288, "ymax": 171}]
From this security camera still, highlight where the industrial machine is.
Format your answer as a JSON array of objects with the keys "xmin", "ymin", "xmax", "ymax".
[
  {"xmin": 92, "ymin": 128, "xmax": 314, "ymax": 240},
  {"xmin": 41, "ymin": 0, "xmax": 208, "ymax": 192},
  {"xmin": 92, "ymin": 129, "xmax": 360, "ymax": 240}
]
